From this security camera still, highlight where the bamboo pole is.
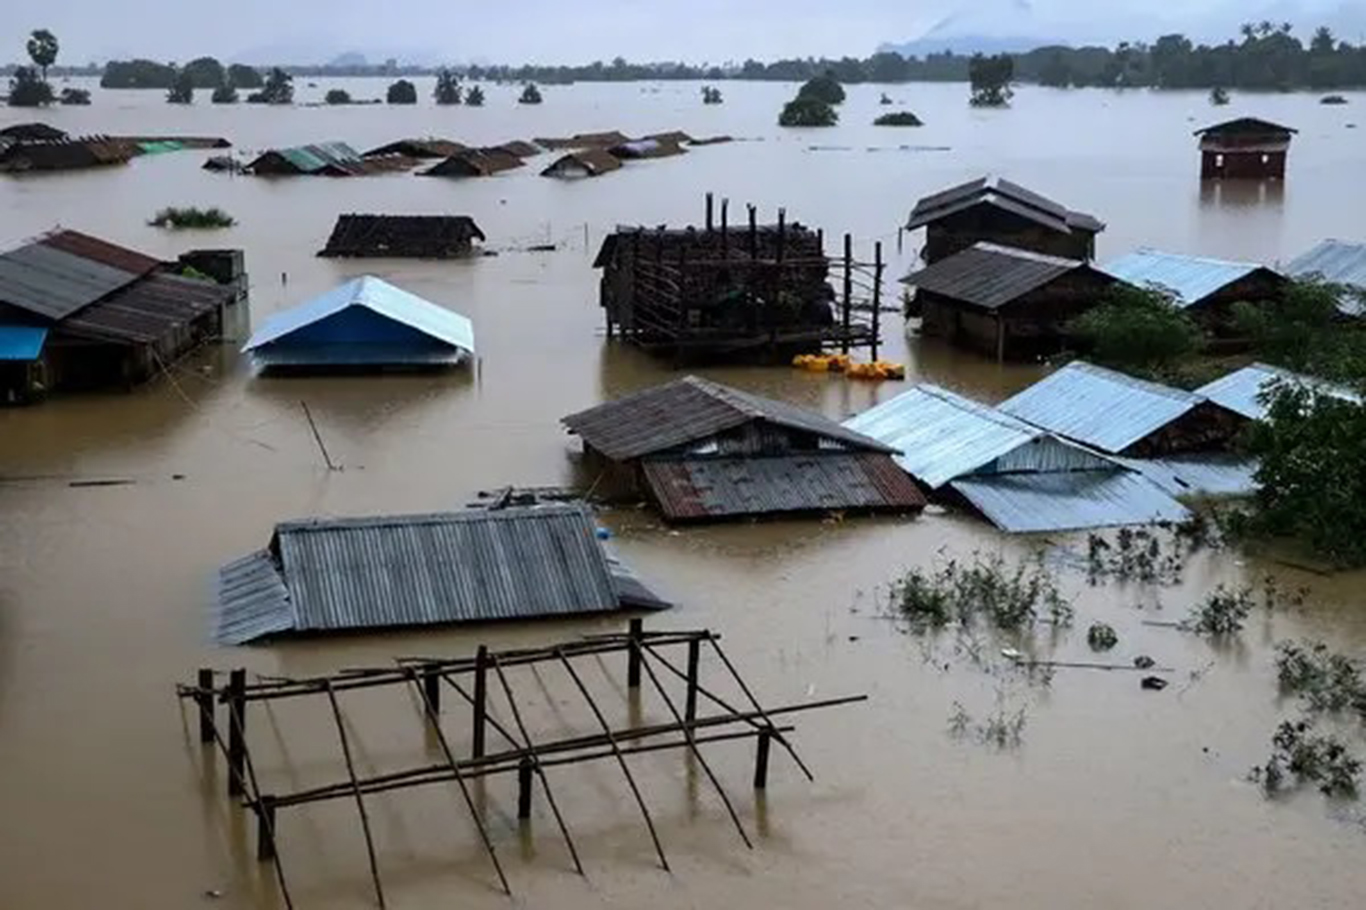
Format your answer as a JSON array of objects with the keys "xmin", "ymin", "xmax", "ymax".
[{"xmin": 324, "ymin": 682, "xmax": 387, "ymax": 909}]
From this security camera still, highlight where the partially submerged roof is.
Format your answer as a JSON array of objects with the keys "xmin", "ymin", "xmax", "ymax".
[
  {"xmin": 1194, "ymin": 117, "xmax": 1298, "ymax": 137},
  {"xmin": 213, "ymin": 503, "xmax": 666, "ymax": 645},
  {"xmin": 0, "ymin": 122, "xmax": 68, "ymax": 141},
  {"xmin": 1286, "ymin": 239, "xmax": 1366, "ymax": 316},
  {"xmin": 246, "ymin": 141, "xmax": 369, "ymax": 175},
  {"xmin": 563, "ymin": 375, "xmax": 894, "ymax": 461},
  {"xmin": 535, "ymin": 131, "xmax": 632, "ymax": 150},
  {"xmin": 1121, "ymin": 453, "xmax": 1259, "ymax": 499},
  {"xmin": 318, "ymin": 214, "xmax": 486, "ymax": 258},
  {"xmin": 363, "ymin": 138, "xmax": 467, "ymax": 159},
  {"xmin": 951, "ymin": 470, "xmax": 1190, "ymax": 532},
  {"xmin": 1196, "ymin": 362, "xmax": 1360, "ymax": 421},
  {"xmin": 60, "ymin": 272, "xmax": 234, "ymax": 345},
  {"xmin": 1101, "ymin": 248, "xmax": 1280, "ymax": 307},
  {"xmin": 243, "ymin": 275, "xmax": 475, "ymax": 366},
  {"xmin": 641, "ymin": 452, "xmax": 925, "ymax": 521},
  {"xmin": 843, "ymin": 383, "xmax": 1114, "ymax": 489},
  {"xmin": 541, "ymin": 148, "xmax": 623, "ymax": 177},
  {"xmin": 420, "ymin": 148, "xmax": 524, "ymax": 177},
  {"xmin": 906, "ymin": 176, "xmax": 1105, "ymax": 235},
  {"xmin": 0, "ymin": 229, "xmax": 160, "ymax": 321},
  {"xmin": 998, "ymin": 362, "xmax": 1207, "ymax": 454},
  {"xmin": 900, "ymin": 242, "xmax": 1101, "ymax": 308},
  {"xmin": 609, "ymin": 138, "xmax": 687, "ymax": 160},
  {"xmin": 0, "ymin": 136, "xmax": 135, "ymax": 172}
]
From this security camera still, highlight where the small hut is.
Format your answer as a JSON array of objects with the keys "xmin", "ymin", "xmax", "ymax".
[
  {"xmin": 421, "ymin": 148, "xmax": 524, "ymax": 178},
  {"xmin": 562, "ymin": 375, "xmax": 926, "ymax": 522},
  {"xmin": 0, "ymin": 122, "xmax": 68, "ymax": 142},
  {"xmin": 608, "ymin": 138, "xmax": 687, "ymax": 160},
  {"xmin": 244, "ymin": 142, "xmax": 412, "ymax": 176},
  {"xmin": 318, "ymin": 215, "xmax": 486, "ymax": 259},
  {"xmin": 906, "ymin": 176, "xmax": 1105, "ymax": 264},
  {"xmin": 242, "ymin": 275, "xmax": 474, "ymax": 372},
  {"xmin": 541, "ymin": 148, "xmax": 623, "ymax": 178},
  {"xmin": 1194, "ymin": 118, "xmax": 1297, "ymax": 180}
]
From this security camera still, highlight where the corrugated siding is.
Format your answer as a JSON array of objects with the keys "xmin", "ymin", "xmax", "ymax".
[
  {"xmin": 1285, "ymin": 240, "xmax": 1366, "ymax": 316},
  {"xmin": 999, "ymin": 362, "xmax": 1202, "ymax": 454},
  {"xmin": 61, "ymin": 273, "xmax": 231, "ymax": 345},
  {"xmin": 641, "ymin": 453, "xmax": 925, "ymax": 520},
  {"xmin": 844, "ymin": 383, "xmax": 1112, "ymax": 488},
  {"xmin": 1101, "ymin": 249, "xmax": 1264, "ymax": 307},
  {"xmin": 951, "ymin": 471, "xmax": 1191, "ymax": 533},
  {"xmin": 275, "ymin": 505, "xmax": 624, "ymax": 633},
  {"xmin": 902, "ymin": 242, "xmax": 1083, "ymax": 309},
  {"xmin": 214, "ymin": 550, "xmax": 294, "ymax": 645}
]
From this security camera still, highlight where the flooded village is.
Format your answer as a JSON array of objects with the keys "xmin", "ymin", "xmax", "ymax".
[{"xmin": 5, "ymin": 27, "xmax": 1366, "ymax": 910}]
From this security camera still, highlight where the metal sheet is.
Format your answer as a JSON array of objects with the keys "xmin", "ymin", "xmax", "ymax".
[
  {"xmin": 999, "ymin": 361, "xmax": 1203, "ymax": 455},
  {"xmin": 213, "ymin": 550, "xmax": 295, "ymax": 646},
  {"xmin": 906, "ymin": 176, "xmax": 1104, "ymax": 235},
  {"xmin": 1119, "ymin": 454, "xmax": 1260, "ymax": 498},
  {"xmin": 62, "ymin": 272, "xmax": 232, "ymax": 345},
  {"xmin": 0, "ymin": 242, "xmax": 142, "ymax": 320},
  {"xmin": 844, "ymin": 383, "xmax": 1113, "ymax": 489},
  {"xmin": 951, "ymin": 470, "xmax": 1191, "ymax": 533},
  {"xmin": 1286, "ymin": 239, "xmax": 1366, "ymax": 316},
  {"xmin": 1196, "ymin": 363, "xmax": 1360, "ymax": 421},
  {"xmin": 0, "ymin": 325, "xmax": 47, "ymax": 360},
  {"xmin": 641, "ymin": 453, "xmax": 925, "ymax": 521},
  {"xmin": 1101, "ymin": 248, "xmax": 1272, "ymax": 307},
  {"xmin": 901, "ymin": 242, "xmax": 1088, "ymax": 309},
  {"xmin": 563, "ymin": 375, "xmax": 892, "ymax": 462}
]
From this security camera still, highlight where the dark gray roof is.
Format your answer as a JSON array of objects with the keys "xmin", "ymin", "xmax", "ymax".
[
  {"xmin": 0, "ymin": 241, "xmax": 140, "ymax": 321},
  {"xmin": 61, "ymin": 272, "xmax": 233, "ymax": 345},
  {"xmin": 906, "ymin": 176, "xmax": 1105, "ymax": 235},
  {"xmin": 562, "ymin": 375, "xmax": 895, "ymax": 461},
  {"xmin": 213, "ymin": 504, "xmax": 667, "ymax": 645},
  {"xmin": 902, "ymin": 242, "xmax": 1099, "ymax": 309}
]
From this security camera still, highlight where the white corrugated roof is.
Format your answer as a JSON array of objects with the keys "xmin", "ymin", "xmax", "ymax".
[{"xmin": 1102, "ymin": 248, "xmax": 1272, "ymax": 307}]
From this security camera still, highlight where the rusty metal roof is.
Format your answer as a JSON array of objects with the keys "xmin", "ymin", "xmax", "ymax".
[
  {"xmin": 362, "ymin": 138, "xmax": 467, "ymax": 158},
  {"xmin": 541, "ymin": 148, "xmax": 623, "ymax": 177},
  {"xmin": 0, "ymin": 229, "xmax": 159, "ymax": 321},
  {"xmin": 213, "ymin": 504, "xmax": 667, "ymax": 645},
  {"xmin": 421, "ymin": 148, "xmax": 524, "ymax": 177},
  {"xmin": 563, "ymin": 375, "xmax": 895, "ymax": 461},
  {"xmin": 60, "ymin": 272, "xmax": 232, "ymax": 345},
  {"xmin": 642, "ymin": 453, "xmax": 926, "ymax": 521},
  {"xmin": 318, "ymin": 214, "xmax": 486, "ymax": 257},
  {"xmin": 906, "ymin": 176, "xmax": 1105, "ymax": 235},
  {"xmin": 901, "ymin": 242, "xmax": 1099, "ymax": 309}
]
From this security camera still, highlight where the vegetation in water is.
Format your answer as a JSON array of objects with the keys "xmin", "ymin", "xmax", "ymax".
[
  {"xmin": 1184, "ymin": 585, "xmax": 1255, "ymax": 636},
  {"xmin": 166, "ymin": 69, "xmax": 194, "ymax": 104},
  {"xmin": 148, "ymin": 206, "xmax": 236, "ymax": 229},
  {"xmin": 797, "ymin": 71, "xmax": 846, "ymax": 105},
  {"xmin": 969, "ymin": 53, "xmax": 1014, "ymax": 106},
  {"xmin": 1084, "ymin": 526, "xmax": 1193, "ymax": 586},
  {"xmin": 182, "ymin": 57, "xmax": 227, "ymax": 89},
  {"xmin": 1251, "ymin": 720, "xmax": 1362, "ymax": 798},
  {"xmin": 324, "ymin": 88, "xmax": 352, "ymax": 105},
  {"xmin": 1232, "ymin": 280, "xmax": 1365, "ymax": 380},
  {"xmin": 518, "ymin": 83, "xmax": 543, "ymax": 104},
  {"xmin": 211, "ymin": 85, "xmax": 238, "ymax": 104},
  {"xmin": 1276, "ymin": 641, "xmax": 1366, "ymax": 715},
  {"xmin": 246, "ymin": 68, "xmax": 293, "ymax": 105},
  {"xmin": 1209, "ymin": 85, "xmax": 1230, "ymax": 105},
  {"xmin": 873, "ymin": 111, "xmax": 923, "ymax": 126},
  {"xmin": 465, "ymin": 85, "xmax": 486, "ymax": 106},
  {"xmin": 1321, "ymin": 94, "xmax": 1349, "ymax": 104},
  {"xmin": 227, "ymin": 63, "xmax": 263, "ymax": 89},
  {"xmin": 1087, "ymin": 623, "xmax": 1119, "ymax": 651},
  {"xmin": 434, "ymin": 69, "xmax": 462, "ymax": 105},
  {"xmin": 59, "ymin": 87, "xmax": 90, "ymax": 105},
  {"xmin": 879, "ymin": 92, "xmax": 892, "ymax": 104},
  {"xmin": 7, "ymin": 66, "xmax": 54, "ymax": 108},
  {"xmin": 701, "ymin": 85, "xmax": 723, "ymax": 104},
  {"xmin": 386, "ymin": 79, "xmax": 417, "ymax": 104},
  {"xmin": 1069, "ymin": 285, "xmax": 1204, "ymax": 377},
  {"xmin": 891, "ymin": 551, "xmax": 1073, "ymax": 633},
  {"xmin": 26, "ymin": 29, "xmax": 59, "ymax": 84},
  {"xmin": 778, "ymin": 95, "xmax": 838, "ymax": 127}
]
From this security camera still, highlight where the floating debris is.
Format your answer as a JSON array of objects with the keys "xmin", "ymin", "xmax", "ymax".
[{"xmin": 1087, "ymin": 623, "xmax": 1119, "ymax": 651}]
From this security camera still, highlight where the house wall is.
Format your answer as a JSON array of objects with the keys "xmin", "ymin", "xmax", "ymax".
[
  {"xmin": 1125, "ymin": 402, "xmax": 1248, "ymax": 458},
  {"xmin": 270, "ymin": 306, "xmax": 448, "ymax": 349},
  {"xmin": 44, "ymin": 306, "xmax": 223, "ymax": 392},
  {"xmin": 923, "ymin": 208, "xmax": 1097, "ymax": 264},
  {"xmin": 1201, "ymin": 149, "xmax": 1287, "ymax": 180}
]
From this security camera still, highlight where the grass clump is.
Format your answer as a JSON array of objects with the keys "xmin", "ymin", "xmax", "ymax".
[
  {"xmin": 874, "ymin": 111, "xmax": 923, "ymax": 126},
  {"xmin": 1252, "ymin": 720, "xmax": 1362, "ymax": 798},
  {"xmin": 947, "ymin": 700, "xmax": 1028, "ymax": 750},
  {"xmin": 892, "ymin": 551, "xmax": 1073, "ymax": 633},
  {"xmin": 148, "ymin": 206, "xmax": 235, "ymax": 229},
  {"xmin": 1276, "ymin": 641, "xmax": 1366, "ymax": 715}
]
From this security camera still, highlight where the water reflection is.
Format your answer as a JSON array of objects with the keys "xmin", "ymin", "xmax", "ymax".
[{"xmin": 1198, "ymin": 179, "xmax": 1286, "ymax": 210}]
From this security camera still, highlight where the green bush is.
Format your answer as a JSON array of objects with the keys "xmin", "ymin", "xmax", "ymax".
[
  {"xmin": 434, "ymin": 69, "xmax": 462, "ymax": 105},
  {"xmin": 211, "ymin": 85, "xmax": 238, "ymax": 104},
  {"xmin": 779, "ymin": 95, "xmax": 838, "ymax": 127},
  {"xmin": 1069, "ymin": 285, "xmax": 1204, "ymax": 375},
  {"xmin": 519, "ymin": 83, "xmax": 543, "ymax": 104},
  {"xmin": 466, "ymin": 85, "xmax": 485, "ymax": 106},
  {"xmin": 148, "ymin": 206, "xmax": 236, "ymax": 229},
  {"xmin": 325, "ymin": 88, "xmax": 352, "ymax": 105},
  {"xmin": 7, "ymin": 67, "xmax": 53, "ymax": 107},
  {"xmin": 386, "ymin": 79, "xmax": 417, "ymax": 104},
  {"xmin": 59, "ymin": 87, "xmax": 90, "ymax": 105},
  {"xmin": 797, "ymin": 71, "xmax": 845, "ymax": 104},
  {"xmin": 874, "ymin": 111, "xmax": 923, "ymax": 126}
]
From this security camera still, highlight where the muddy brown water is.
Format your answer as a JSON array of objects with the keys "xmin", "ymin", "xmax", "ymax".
[{"xmin": 3, "ymin": 79, "xmax": 1366, "ymax": 909}]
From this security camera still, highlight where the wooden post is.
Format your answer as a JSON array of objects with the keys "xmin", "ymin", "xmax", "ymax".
[
  {"xmin": 841, "ymin": 234, "xmax": 853, "ymax": 354},
  {"xmin": 705, "ymin": 192, "xmax": 714, "ymax": 232},
  {"xmin": 995, "ymin": 314, "xmax": 1006, "ymax": 364},
  {"xmin": 685, "ymin": 639, "xmax": 701, "ymax": 723},
  {"xmin": 754, "ymin": 730, "xmax": 773, "ymax": 790},
  {"xmin": 472, "ymin": 646, "xmax": 488, "ymax": 759},
  {"xmin": 776, "ymin": 208, "xmax": 786, "ymax": 265},
  {"xmin": 897, "ymin": 226, "xmax": 904, "ymax": 256},
  {"xmin": 197, "ymin": 668, "xmax": 216, "ymax": 744},
  {"xmin": 517, "ymin": 758, "xmax": 534, "ymax": 820},
  {"xmin": 748, "ymin": 205, "xmax": 757, "ymax": 258},
  {"xmin": 872, "ymin": 241, "xmax": 884, "ymax": 362},
  {"xmin": 256, "ymin": 795, "xmax": 277, "ymax": 861},
  {"xmin": 227, "ymin": 668, "xmax": 247, "ymax": 798},
  {"xmin": 627, "ymin": 618, "xmax": 643, "ymax": 688},
  {"xmin": 720, "ymin": 199, "xmax": 729, "ymax": 254},
  {"xmin": 423, "ymin": 666, "xmax": 442, "ymax": 717}
]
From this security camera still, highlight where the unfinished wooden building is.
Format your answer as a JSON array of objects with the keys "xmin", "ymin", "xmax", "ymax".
[
  {"xmin": 318, "ymin": 214, "xmax": 486, "ymax": 258},
  {"xmin": 594, "ymin": 196, "xmax": 886, "ymax": 362},
  {"xmin": 906, "ymin": 176, "xmax": 1105, "ymax": 264},
  {"xmin": 1195, "ymin": 118, "xmax": 1297, "ymax": 180}
]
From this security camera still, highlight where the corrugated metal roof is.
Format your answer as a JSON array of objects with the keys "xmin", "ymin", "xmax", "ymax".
[
  {"xmin": 641, "ymin": 453, "xmax": 926, "ymax": 521},
  {"xmin": 363, "ymin": 138, "xmax": 468, "ymax": 159},
  {"xmin": 214, "ymin": 504, "xmax": 664, "ymax": 644},
  {"xmin": 61, "ymin": 272, "xmax": 232, "ymax": 345},
  {"xmin": 999, "ymin": 361, "xmax": 1204, "ymax": 454},
  {"xmin": 1120, "ymin": 454, "xmax": 1259, "ymax": 498},
  {"xmin": 421, "ymin": 149, "xmax": 524, "ymax": 177},
  {"xmin": 1195, "ymin": 362, "xmax": 1360, "ymax": 421},
  {"xmin": 950, "ymin": 470, "xmax": 1191, "ymax": 533},
  {"xmin": 843, "ymin": 383, "xmax": 1113, "ymax": 488},
  {"xmin": 906, "ymin": 176, "xmax": 1105, "ymax": 235},
  {"xmin": 563, "ymin": 375, "xmax": 894, "ymax": 461},
  {"xmin": 243, "ymin": 275, "xmax": 475, "ymax": 362},
  {"xmin": 1286, "ymin": 239, "xmax": 1366, "ymax": 316},
  {"xmin": 1101, "ymin": 248, "xmax": 1273, "ymax": 307},
  {"xmin": 540, "ymin": 148, "xmax": 623, "ymax": 177},
  {"xmin": 319, "ymin": 214, "xmax": 486, "ymax": 257},
  {"xmin": 0, "ymin": 325, "xmax": 47, "ymax": 360},
  {"xmin": 1193, "ymin": 117, "xmax": 1298, "ymax": 137},
  {"xmin": 900, "ymin": 242, "xmax": 1093, "ymax": 308},
  {"xmin": 0, "ymin": 241, "xmax": 142, "ymax": 321}
]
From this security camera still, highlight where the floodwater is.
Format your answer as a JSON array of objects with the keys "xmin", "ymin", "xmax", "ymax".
[{"xmin": 3, "ymin": 79, "xmax": 1366, "ymax": 910}]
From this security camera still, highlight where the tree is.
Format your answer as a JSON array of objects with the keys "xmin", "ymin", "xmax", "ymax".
[
  {"xmin": 325, "ymin": 88, "xmax": 352, "ymax": 105},
  {"xmin": 969, "ymin": 53, "xmax": 1014, "ymax": 106},
  {"xmin": 386, "ymin": 79, "xmax": 417, "ymax": 104},
  {"xmin": 26, "ymin": 29, "xmax": 58, "ymax": 83},
  {"xmin": 434, "ymin": 69, "xmax": 462, "ymax": 104},
  {"xmin": 167, "ymin": 69, "xmax": 194, "ymax": 104},
  {"xmin": 1038, "ymin": 50, "xmax": 1072, "ymax": 87},
  {"xmin": 247, "ymin": 68, "xmax": 293, "ymax": 104},
  {"xmin": 101, "ymin": 59, "xmax": 176, "ymax": 88},
  {"xmin": 778, "ymin": 95, "xmax": 838, "ymax": 127},
  {"xmin": 183, "ymin": 57, "xmax": 227, "ymax": 89},
  {"xmin": 6, "ymin": 67, "xmax": 54, "ymax": 107},
  {"xmin": 874, "ymin": 111, "xmax": 923, "ymax": 126},
  {"xmin": 519, "ymin": 82, "xmax": 543, "ymax": 104},
  {"xmin": 465, "ymin": 85, "xmax": 485, "ymax": 106},
  {"xmin": 797, "ymin": 71, "xmax": 845, "ymax": 104},
  {"xmin": 227, "ymin": 64, "xmax": 263, "ymax": 89},
  {"xmin": 1068, "ymin": 285, "xmax": 1204, "ymax": 375},
  {"xmin": 1210, "ymin": 86, "xmax": 1230, "ymax": 105},
  {"xmin": 701, "ymin": 85, "xmax": 723, "ymax": 104},
  {"xmin": 211, "ymin": 85, "xmax": 238, "ymax": 104},
  {"xmin": 1233, "ymin": 280, "xmax": 1365, "ymax": 378},
  {"xmin": 59, "ymin": 87, "xmax": 91, "ymax": 105},
  {"xmin": 1311, "ymin": 26, "xmax": 1337, "ymax": 55},
  {"xmin": 867, "ymin": 51, "xmax": 910, "ymax": 83}
]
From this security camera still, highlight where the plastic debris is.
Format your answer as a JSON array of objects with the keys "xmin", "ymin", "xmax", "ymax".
[{"xmin": 1141, "ymin": 676, "xmax": 1169, "ymax": 691}]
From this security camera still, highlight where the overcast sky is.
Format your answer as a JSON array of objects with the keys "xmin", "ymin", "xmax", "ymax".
[{"xmin": 4, "ymin": 0, "xmax": 1361, "ymax": 65}]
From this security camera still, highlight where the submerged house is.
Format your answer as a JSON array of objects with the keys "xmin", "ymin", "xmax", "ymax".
[
  {"xmin": 0, "ymin": 136, "xmax": 135, "ymax": 173},
  {"xmin": 906, "ymin": 176, "xmax": 1105, "ymax": 264},
  {"xmin": 0, "ymin": 230, "xmax": 245, "ymax": 403},
  {"xmin": 902, "ymin": 241, "xmax": 1119, "ymax": 361},
  {"xmin": 561, "ymin": 375, "xmax": 926, "ymax": 522},
  {"xmin": 541, "ymin": 148, "xmax": 623, "ymax": 178},
  {"xmin": 242, "ymin": 275, "xmax": 474, "ymax": 372},
  {"xmin": 421, "ymin": 148, "xmax": 524, "ymax": 177},
  {"xmin": 1101, "ymin": 248, "xmax": 1287, "ymax": 334},
  {"xmin": 1196, "ymin": 362, "xmax": 1359, "ymax": 421},
  {"xmin": 999, "ymin": 361, "xmax": 1254, "ymax": 496},
  {"xmin": 843, "ymin": 384, "xmax": 1189, "ymax": 532},
  {"xmin": 318, "ymin": 214, "xmax": 486, "ymax": 258},
  {"xmin": 1195, "ymin": 117, "xmax": 1296, "ymax": 180},
  {"xmin": 244, "ymin": 142, "xmax": 412, "ymax": 176},
  {"xmin": 608, "ymin": 138, "xmax": 687, "ymax": 160},
  {"xmin": 1286, "ymin": 239, "xmax": 1366, "ymax": 316},
  {"xmin": 213, "ymin": 503, "xmax": 668, "ymax": 645},
  {"xmin": 534, "ymin": 131, "xmax": 632, "ymax": 150},
  {"xmin": 362, "ymin": 137, "xmax": 467, "ymax": 159},
  {"xmin": 0, "ymin": 122, "xmax": 68, "ymax": 142}
]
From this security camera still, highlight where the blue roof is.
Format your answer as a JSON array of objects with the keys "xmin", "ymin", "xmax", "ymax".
[
  {"xmin": 999, "ymin": 362, "xmax": 1205, "ymax": 455},
  {"xmin": 1102, "ymin": 248, "xmax": 1271, "ymax": 307},
  {"xmin": 1285, "ymin": 239, "xmax": 1366, "ymax": 316},
  {"xmin": 951, "ymin": 470, "xmax": 1191, "ymax": 533},
  {"xmin": 1121, "ymin": 454, "xmax": 1259, "ymax": 499},
  {"xmin": 243, "ymin": 276, "xmax": 475, "ymax": 366},
  {"xmin": 1195, "ymin": 362, "xmax": 1359, "ymax": 421},
  {"xmin": 843, "ymin": 383, "xmax": 1114, "ymax": 489},
  {"xmin": 0, "ymin": 324, "xmax": 47, "ymax": 361}
]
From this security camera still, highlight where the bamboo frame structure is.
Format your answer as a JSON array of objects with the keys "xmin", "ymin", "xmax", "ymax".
[{"xmin": 176, "ymin": 623, "xmax": 864, "ymax": 909}]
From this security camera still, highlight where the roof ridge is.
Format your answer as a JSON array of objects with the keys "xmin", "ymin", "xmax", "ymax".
[
  {"xmin": 916, "ymin": 383, "xmax": 1042, "ymax": 434},
  {"xmin": 1066, "ymin": 361, "xmax": 1205, "ymax": 403}
]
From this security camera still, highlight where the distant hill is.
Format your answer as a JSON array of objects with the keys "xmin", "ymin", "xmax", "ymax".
[{"xmin": 878, "ymin": 35, "xmax": 1066, "ymax": 58}]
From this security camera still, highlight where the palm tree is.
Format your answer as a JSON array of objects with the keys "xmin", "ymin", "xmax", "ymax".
[{"xmin": 26, "ymin": 29, "xmax": 58, "ymax": 83}]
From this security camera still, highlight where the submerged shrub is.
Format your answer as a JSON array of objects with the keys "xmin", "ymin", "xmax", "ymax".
[
  {"xmin": 148, "ymin": 206, "xmax": 235, "ymax": 229},
  {"xmin": 1253, "ymin": 720, "xmax": 1362, "ymax": 798},
  {"xmin": 1276, "ymin": 640, "xmax": 1366, "ymax": 715},
  {"xmin": 891, "ymin": 551, "xmax": 1073, "ymax": 633},
  {"xmin": 1185, "ymin": 585, "xmax": 1254, "ymax": 635},
  {"xmin": 874, "ymin": 111, "xmax": 923, "ymax": 126}
]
